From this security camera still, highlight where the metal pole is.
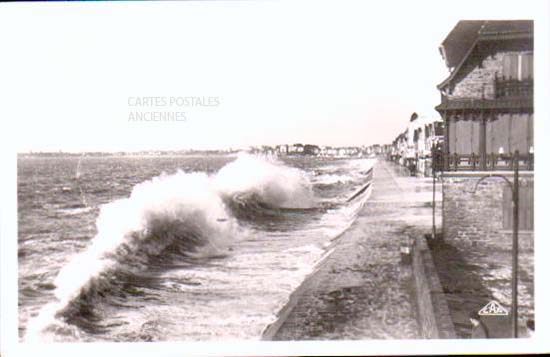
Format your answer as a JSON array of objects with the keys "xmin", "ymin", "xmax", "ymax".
[
  {"xmin": 468, "ymin": 167, "xmax": 518, "ymax": 337},
  {"xmin": 432, "ymin": 145, "xmax": 436, "ymax": 239},
  {"xmin": 512, "ymin": 150, "xmax": 519, "ymax": 338}
]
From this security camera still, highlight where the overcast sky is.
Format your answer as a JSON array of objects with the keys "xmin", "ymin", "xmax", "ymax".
[{"xmin": 0, "ymin": 0, "xmax": 544, "ymax": 152}]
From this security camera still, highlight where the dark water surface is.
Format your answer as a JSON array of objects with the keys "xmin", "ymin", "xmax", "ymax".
[{"xmin": 18, "ymin": 154, "xmax": 374, "ymax": 341}]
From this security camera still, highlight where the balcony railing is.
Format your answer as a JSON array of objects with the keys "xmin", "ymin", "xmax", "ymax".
[
  {"xmin": 495, "ymin": 77, "xmax": 533, "ymax": 99},
  {"xmin": 441, "ymin": 153, "xmax": 534, "ymax": 171}
]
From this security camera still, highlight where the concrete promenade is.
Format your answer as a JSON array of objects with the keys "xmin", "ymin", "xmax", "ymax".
[{"xmin": 264, "ymin": 159, "xmax": 442, "ymax": 340}]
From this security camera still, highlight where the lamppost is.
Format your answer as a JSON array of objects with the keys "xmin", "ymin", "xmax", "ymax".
[
  {"xmin": 432, "ymin": 148, "xmax": 437, "ymax": 240},
  {"xmin": 469, "ymin": 150, "xmax": 519, "ymax": 338},
  {"xmin": 431, "ymin": 142, "xmax": 444, "ymax": 240}
]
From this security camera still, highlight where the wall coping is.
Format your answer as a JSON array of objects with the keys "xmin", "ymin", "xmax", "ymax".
[
  {"xmin": 500, "ymin": 230, "xmax": 534, "ymax": 234},
  {"xmin": 412, "ymin": 236, "xmax": 457, "ymax": 339},
  {"xmin": 442, "ymin": 171, "xmax": 534, "ymax": 178}
]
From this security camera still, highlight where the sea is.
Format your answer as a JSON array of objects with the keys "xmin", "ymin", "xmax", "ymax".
[{"xmin": 17, "ymin": 153, "xmax": 374, "ymax": 342}]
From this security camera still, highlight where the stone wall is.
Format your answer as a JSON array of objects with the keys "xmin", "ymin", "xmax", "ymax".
[
  {"xmin": 442, "ymin": 172, "xmax": 534, "ymax": 252},
  {"xmin": 441, "ymin": 172, "xmax": 535, "ymax": 329},
  {"xmin": 448, "ymin": 50, "xmax": 532, "ymax": 100},
  {"xmin": 411, "ymin": 236, "xmax": 456, "ymax": 339}
]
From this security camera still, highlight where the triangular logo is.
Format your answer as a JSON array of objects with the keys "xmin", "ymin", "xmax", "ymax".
[{"xmin": 478, "ymin": 300, "xmax": 508, "ymax": 316}]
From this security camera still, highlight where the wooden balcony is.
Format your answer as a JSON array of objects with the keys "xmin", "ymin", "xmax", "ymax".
[
  {"xmin": 436, "ymin": 96, "xmax": 532, "ymax": 112},
  {"xmin": 441, "ymin": 153, "xmax": 534, "ymax": 171},
  {"xmin": 495, "ymin": 77, "xmax": 533, "ymax": 99}
]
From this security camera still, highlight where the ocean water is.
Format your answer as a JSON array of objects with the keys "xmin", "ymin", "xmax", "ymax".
[{"xmin": 18, "ymin": 153, "xmax": 374, "ymax": 342}]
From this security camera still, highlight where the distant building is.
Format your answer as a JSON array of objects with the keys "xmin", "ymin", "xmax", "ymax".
[
  {"xmin": 324, "ymin": 146, "xmax": 338, "ymax": 156},
  {"xmin": 303, "ymin": 144, "xmax": 321, "ymax": 156},
  {"xmin": 390, "ymin": 130, "xmax": 408, "ymax": 165},
  {"xmin": 275, "ymin": 145, "xmax": 288, "ymax": 155},
  {"xmin": 387, "ymin": 112, "xmax": 443, "ymax": 176},
  {"xmin": 409, "ymin": 113, "xmax": 444, "ymax": 176},
  {"xmin": 382, "ymin": 144, "xmax": 392, "ymax": 155},
  {"xmin": 289, "ymin": 143, "xmax": 304, "ymax": 154}
]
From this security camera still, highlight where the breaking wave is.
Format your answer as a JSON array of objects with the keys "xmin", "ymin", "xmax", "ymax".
[{"xmin": 24, "ymin": 154, "xmax": 318, "ymax": 341}]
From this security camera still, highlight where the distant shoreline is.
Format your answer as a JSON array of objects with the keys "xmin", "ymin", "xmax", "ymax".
[{"xmin": 17, "ymin": 151, "xmax": 241, "ymax": 158}]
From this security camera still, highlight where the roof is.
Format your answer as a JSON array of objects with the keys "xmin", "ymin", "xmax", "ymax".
[
  {"xmin": 439, "ymin": 21, "xmax": 486, "ymax": 69},
  {"xmin": 479, "ymin": 20, "xmax": 534, "ymax": 37},
  {"xmin": 408, "ymin": 114, "xmax": 443, "ymax": 131},
  {"xmin": 438, "ymin": 20, "xmax": 533, "ymax": 90}
]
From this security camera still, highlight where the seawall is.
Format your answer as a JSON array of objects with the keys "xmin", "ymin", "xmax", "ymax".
[
  {"xmin": 263, "ymin": 160, "xmax": 453, "ymax": 340},
  {"xmin": 411, "ymin": 235, "xmax": 456, "ymax": 338}
]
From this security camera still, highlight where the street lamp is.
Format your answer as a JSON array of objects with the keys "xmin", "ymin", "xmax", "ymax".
[
  {"xmin": 431, "ymin": 142, "xmax": 444, "ymax": 240},
  {"xmin": 469, "ymin": 150, "xmax": 520, "ymax": 338}
]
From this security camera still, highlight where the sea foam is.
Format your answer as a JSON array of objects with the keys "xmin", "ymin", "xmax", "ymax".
[{"xmin": 24, "ymin": 153, "xmax": 315, "ymax": 341}]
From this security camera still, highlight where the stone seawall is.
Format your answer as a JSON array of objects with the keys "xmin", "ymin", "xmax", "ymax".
[
  {"xmin": 411, "ymin": 235, "xmax": 456, "ymax": 339},
  {"xmin": 263, "ymin": 160, "xmax": 443, "ymax": 340}
]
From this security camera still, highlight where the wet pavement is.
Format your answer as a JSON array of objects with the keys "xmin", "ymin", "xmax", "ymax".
[{"xmin": 267, "ymin": 160, "xmax": 441, "ymax": 340}]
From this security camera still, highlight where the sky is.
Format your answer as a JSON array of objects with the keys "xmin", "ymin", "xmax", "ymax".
[{"xmin": 0, "ymin": 0, "xmax": 545, "ymax": 152}]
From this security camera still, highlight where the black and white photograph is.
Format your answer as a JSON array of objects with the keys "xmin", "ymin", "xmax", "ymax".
[{"xmin": 0, "ymin": 0, "xmax": 549, "ymax": 356}]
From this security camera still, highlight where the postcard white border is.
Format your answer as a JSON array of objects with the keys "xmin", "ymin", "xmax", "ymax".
[{"xmin": 2, "ymin": 0, "xmax": 550, "ymax": 355}]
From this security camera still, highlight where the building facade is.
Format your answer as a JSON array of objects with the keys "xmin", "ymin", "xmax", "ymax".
[
  {"xmin": 436, "ymin": 20, "xmax": 534, "ymax": 330},
  {"xmin": 409, "ymin": 113, "xmax": 444, "ymax": 176},
  {"xmin": 436, "ymin": 20, "xmax": 533, "ymax": 170},
  {"xmin": 388, "ymin": 113, "xmax": 443, "ymax": 176}
]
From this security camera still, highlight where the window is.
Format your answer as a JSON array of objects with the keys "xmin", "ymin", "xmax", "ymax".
[
  {"xmin": 434, "ymin": 122, "xmax": 444, "ymax": 136},
  {"xmin": 503, "ymin": 53, "xmax": 533, "ymax": 80},
  {"xmin": 503, "ymin": 182, "xmax": 534, "ymax": 231},
  {"xmin": 413, "ymin": 129, "xmax": 419, "ymax": 142}
]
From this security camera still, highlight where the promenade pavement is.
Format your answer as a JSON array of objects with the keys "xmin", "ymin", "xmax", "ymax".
[{"xmin": 265, "ymin": 159, "xmax": 441, "ymax": 340}]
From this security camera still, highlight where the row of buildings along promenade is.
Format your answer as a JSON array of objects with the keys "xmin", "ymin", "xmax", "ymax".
[
  {"xmin": 388, "ymin": 112, "xmax": 444, "ymax": 177},
  {"xmin": 387, "ymin": 20, "xmax": 534, "ymax": 335},
  {"xmin": 247, "ymin": 19, "xmax": 534, "ymax": 338},
  {"xmin": 247, "ymin": 143, "xmax": 386, "ymax": 158}
]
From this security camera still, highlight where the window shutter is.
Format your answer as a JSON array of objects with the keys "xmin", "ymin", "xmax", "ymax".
[
  {"xmin": 435, "ymin": 122, "xmax": 444, "ymax": 136},
  {"xmin": 521, "ymin": 183, "xmax": 534, "ymax": 230},
  {"xmin": 520, "ymin": 53, "xmax": 533, "ymax": 80},
  {"xmin": 503, "ymin": 54, "xmax": 519, "ymax": 79}
]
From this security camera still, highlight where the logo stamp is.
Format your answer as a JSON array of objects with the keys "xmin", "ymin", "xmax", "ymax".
[{"xmin": 478, "ymin": 300, "xmax": 509, "ymax": 316}]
